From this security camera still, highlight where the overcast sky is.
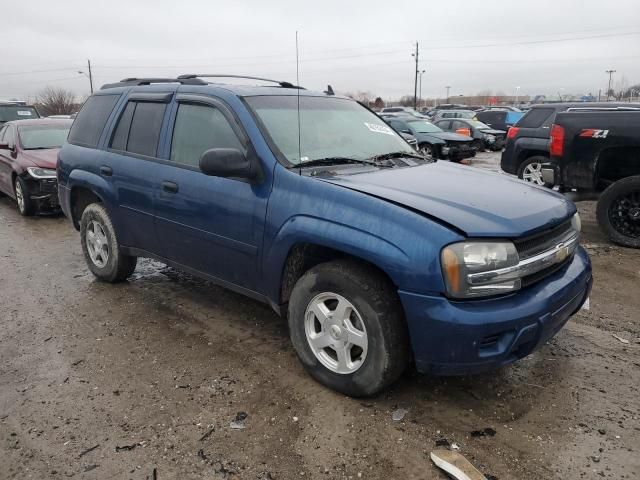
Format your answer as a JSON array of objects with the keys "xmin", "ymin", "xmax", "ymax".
[{"xmin": 2, "ymin": 0, "xmax": 639, "ymax": 101}]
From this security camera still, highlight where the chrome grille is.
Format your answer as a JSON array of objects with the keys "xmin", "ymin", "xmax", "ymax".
[{"xmin": 514, "ymin": 219, "xmax": 574, "ymax": 260}]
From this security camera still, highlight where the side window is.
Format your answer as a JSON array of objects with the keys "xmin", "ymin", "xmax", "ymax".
[
  {"xmin": 4, "ymin": 126, "xmax": 15, "ymax": 148},
  {"xmin": 0, "ymin": 126, "xmax": 6, "ymax": 143},
  {"xmin": 109, "ymin": 101, "xmax": 166, "ymax": 157},
  {"xmin": 68, "ymin": 94, "xmax": 119, "ymax": 147},
  {"xmin": 517, "ymin": 108, "xmax": 555, "ymax": 128},
  {"xmin": 170, "ymin": 103, "xmax": 244, "ymax": 168},
  {"xmin": 438, "ymin": 120, "xmax": 451, "ymax": 130}
]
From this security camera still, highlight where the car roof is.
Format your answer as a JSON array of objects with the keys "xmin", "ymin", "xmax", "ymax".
[
  {"xmin": 5, "ymin": 118, "xmax": 73, "ymax": 127},
  {"xmin": 529, "ymin": 102, "xmax": 640, "ymax": 110}
]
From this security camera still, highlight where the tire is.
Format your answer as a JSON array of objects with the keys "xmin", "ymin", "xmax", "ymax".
[
  {"xmin": 596, "ymin": 176, "xmax": 640, "ymax": 249},
  {"xmin": 517, "ymin": 156, "xmax": 548, "ymax": 186},
  {"xmin": 288, "ymin": 259, "xmax": 410, "ymax": 397},
  {"xmin": 419, "ymin": 143, "xmax": 436, "ymax": 160},
  {"xmin": 80, "ymin": 203, "xmax": 137, "ymax": 282},
  {"xmin": 472, "ymin": 139, "xmax": 485, "ymax": 152},
  {"xmin": 14, "ymin": 176, "xmax": 35, "ymax": 216}
]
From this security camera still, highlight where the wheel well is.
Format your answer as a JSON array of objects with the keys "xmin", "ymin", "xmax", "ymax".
[
  {"xmin": 596, "ymin": 147, "xmax": 640, "ymax": 187},
  {"xmin": 517, "ymin": 150, "xmax": 548, "ymax": 166},
  {"xmin": 279, "ymin": 243, "xmax": 396, "ymax": 305},
  {"xmin": 70, "ymin": 187, "xmax": 102, "ymax": 230}
]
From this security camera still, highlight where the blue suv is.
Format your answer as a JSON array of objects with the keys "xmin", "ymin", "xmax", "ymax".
[{"xmin": 58, "ymin": 75, "xmax": 592, "ymax": 397}]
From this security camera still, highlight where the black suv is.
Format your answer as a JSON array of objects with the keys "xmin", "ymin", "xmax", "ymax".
[{"xmin": 500, "ymin": 102, "xmax": 640, "ymax": 185}]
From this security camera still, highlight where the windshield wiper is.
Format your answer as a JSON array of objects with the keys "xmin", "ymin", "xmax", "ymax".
[
  {"xmin": 295, "ymin": 157, "xmax": 385, "ymax": 169},
  {"xmin": 370, "ymin": 151, "xmax": 426, "ymax": 161}
]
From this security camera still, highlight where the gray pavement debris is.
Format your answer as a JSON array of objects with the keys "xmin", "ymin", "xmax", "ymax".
[
  {"xmin": 612, "ymin": 334, "xmax": 630, "ymax": 344},
  {"xmin": 470, "ymin": 428, "xmax": 496, "ymax": 438},
  {"xmin": 392, "ymin": 408, "xmax": 408, "ymax": 421},
  {"xmin": 435, "ymin": 438, "xmax": 451, "ymax": 448},
  {"xmin": 230, "ymin": 411, "xmax": 248, "ymax": 430},
  {"xmin": 83, "ymin": 464, "xmax": 99, "ymax": 472},
  {"xmin": 78, "ymin": 444, "xmax": 99, "ymax": 458},
  {"xmin": 430, "ymin": 449, "xmax": 487, "ymax": 480},
  {"xmin": 199, "ymin": 426, "xmax": 215, "ymax": 441},
  {"xmin": 115, "ymin": 442, "xmax": 141, "ymax": 452}
]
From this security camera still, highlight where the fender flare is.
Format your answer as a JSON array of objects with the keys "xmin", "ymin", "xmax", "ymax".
[{"xmin": 263, "ymin": 214, "xmax": 409, "ymax": 302}]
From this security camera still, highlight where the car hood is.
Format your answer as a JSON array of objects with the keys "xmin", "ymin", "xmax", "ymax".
[
  {"xmin": 424, "ymin": 131, "xmax": 474, "ymax": 142},
  {"xmin": 20, "ymin": 148, "xmax": 59, "ymax": 169},
  {"xmin": 321, "ymin": 161, "xmax": 575, "ymax": 237}
]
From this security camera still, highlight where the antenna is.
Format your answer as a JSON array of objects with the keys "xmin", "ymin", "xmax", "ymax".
[{"xmin": 296, "ymin": 31, "xmax": 302, "ymax": 175}]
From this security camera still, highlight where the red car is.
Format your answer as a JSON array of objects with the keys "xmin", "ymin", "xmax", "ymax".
[{"xmin": 0, "ymin": 118, "xmax": 72, "ymax": 215}]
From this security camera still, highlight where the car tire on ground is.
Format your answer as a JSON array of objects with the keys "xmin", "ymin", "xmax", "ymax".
[
  {"xmin": 419, "ymin": 143, "xmax": 436, "ymax": 160},
  {"xmin": 288, "ymin": 259, "xmax": 411, "ymax": 397},
  {"xmin": 472, "ymin": 139, "xmax": 485, "ymax": 152},
  {"xmin": 517, "ymin": 156, "xmax": 548, "ymax": 186},
  {"xmin": 596, "ymin": 175, "xmax": 640, "ymax": 249},
  {"xmin": 14, "ymin": 176, "xmax": 35, "ymax": 216},
  {"xmin": 80, "ymin": 203, "xmax": 137, "ymax": 282}
]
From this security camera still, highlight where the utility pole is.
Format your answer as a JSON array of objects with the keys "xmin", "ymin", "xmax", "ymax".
[
  {"xmin": 87, "ymin": 59, "xmax": 94, "ymax": 94},
  {"xmin": 418, "ymin": 70, "xmax": 425, "ymax": 109},
  {"xmin": 445, "ymin": 86, "xmax": 451, "ymax": 103},
  {"xmin": 412, "ymin": 42, "xmax": 419, "ymax": 109},
  {"xmin": 605, "ymin": 69, "xmax": 616, "ymax": 101}
]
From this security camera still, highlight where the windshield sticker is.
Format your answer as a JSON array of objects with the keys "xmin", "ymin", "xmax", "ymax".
[
  {"xmin": 364, "ymin": 122, "xmax": 395, "ymax": 136},
  {"xmin": 17, "ymin": 111, "xmax": 33, "ymax": 116}
]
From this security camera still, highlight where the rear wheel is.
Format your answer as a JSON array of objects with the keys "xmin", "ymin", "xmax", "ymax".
[
  {"xmin": 80, "ymin": 203, "xmax": 137, "ymax": 282},
  {"xmin": 14, "ymin": 177, "xmax": 34, "ymax": 216},
  {"xmin": 596, "ymin": 176, "xmax": 640, "ymax": 248},
  {"xmin": 288, "ymin": 259, "xmax": 410, "ymax": 397},
  {"xmin": 517, "ymin": 156, "xmax": 547, "ymax": 186}
]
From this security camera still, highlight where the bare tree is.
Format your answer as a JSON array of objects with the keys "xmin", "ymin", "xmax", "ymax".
[
  {"xmin": 398, "ymin": 95, "xmax": 416, "ymax": 107},
  {"xmin": 35, "ymin": 87, "xmax": 78, "ymax": 116}
]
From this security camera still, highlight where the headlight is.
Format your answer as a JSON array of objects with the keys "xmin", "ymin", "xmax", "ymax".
[
  {"xmin": 571, "ymin": 212, "xmax": 581, "ymax": 233},
  {"xmin": 441, "ymin": 241, "xmax": 520, "ymax": 298},
  {"xmin": 27, "ymin": 167, "xmax": 57, "ymax": 179}
]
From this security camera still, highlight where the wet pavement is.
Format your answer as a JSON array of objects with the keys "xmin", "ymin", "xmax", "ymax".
[{"xmin": 1, "ymin": 154, "xmax": 639, "ymax": 479}]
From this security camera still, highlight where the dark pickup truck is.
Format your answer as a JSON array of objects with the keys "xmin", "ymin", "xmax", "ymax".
[{"xmin": 542, "ymin": 107, "xmax": 640, "ymax": 248}]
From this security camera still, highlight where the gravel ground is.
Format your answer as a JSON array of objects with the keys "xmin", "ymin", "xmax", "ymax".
[{"xmin": 1, "ymin": 152, "xmax": 638, "ymax": 479}]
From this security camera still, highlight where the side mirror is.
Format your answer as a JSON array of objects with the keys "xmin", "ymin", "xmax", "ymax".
[
  {"xmin": 199, "ymin": 148, "xmax": 257, "ymax": 180},
  {"xmin": 0, "ymin": 143, "xmax": 9, "ymax": 150}
]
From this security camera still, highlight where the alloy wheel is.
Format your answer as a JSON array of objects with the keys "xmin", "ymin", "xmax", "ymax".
[
  {"xmin": 86, "ymin": 220, "xmax": 110, "ymax": 268},
  {"xmin": 304, "ymin": 292, "xmax": 368, "ymax": 374},
  {"xmin": 521, "ymin": 162, "xmax": 545, "ymax": 185},
  {"xmin": 14, "ymin": 181, "xmax": 25, "ymax": 213},
  {"xmin": 609, "ymin": 191, "xmax": 640, "ymax": 239}
]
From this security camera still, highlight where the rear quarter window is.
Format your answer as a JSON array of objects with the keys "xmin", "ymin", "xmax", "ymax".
[
  {"xmin": 68, "ymin": 94, "xmax": 120, "ymax": 148},
  {"xmin": 516, "ymin": 107, "xmax": 555, "ymax": 128}
]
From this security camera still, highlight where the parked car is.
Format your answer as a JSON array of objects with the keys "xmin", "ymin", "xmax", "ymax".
[
  {"xmin": 475, "ymin": 109, "xmax": 524, "ymax": 132},
  {"xmin": 380, "ymin": 106, "xmax": 425, "ymax": 118},
  {"xmin": 541, "ymin": 107, "xmax": 640, "ymax": 248},
  {"xmin": 382, "ymin": 115, "xmax": 475, "ymax": 161},
  {"xmin": 58, "ymin": 75, "xmax": 591, "ymax": 397},
  {"xmin": 500, "ymin": 102, "xmax": 640, "ymax": 185},
  {"xmin": 434, "ymin": 118, "xmax": 506, "ymax": 151},
  {"xmin": 431, "ymin": 110, "xmax": 477, "ymax": 123},
  {"xmin": 0, "ymin": 118, "xmax": 72, "ymax": 215},
  {"xmin": 480, "ymin": 106, "xmax": 522, "ymax": 112},
  {"xmin": 0, "ymin": 102, "xmax": 40, "ymax": 125}
]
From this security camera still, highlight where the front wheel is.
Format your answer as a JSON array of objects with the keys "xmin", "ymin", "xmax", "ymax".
[
  {"xmin": 14, "ymin": 177, "xmax": 35, "ymax": 216},
  {"xmin": 419, "ymin": 143, "xmax": 436, "ymax": 160},
  {"xmin": 80, "ymin": 203, "xmax": 137, "ymax": 282},
  {"xmin": 288, "ymin": 260, "xmax": 410, "ymax": 397},
  {"xmin": 596, "ymin": 176, "xmax": 640, "ymax": 248}
]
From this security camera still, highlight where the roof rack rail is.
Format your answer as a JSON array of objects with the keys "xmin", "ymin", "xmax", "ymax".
[
  {"xmin": 177, "ymin": 74, "xmax": 304, "ymax": 89},
  {"xmin": 566, "ymin": 106, "xmax": 640, "ymax": 112},
  {"xmin": 101, "ymin": 77, "xmax": 208, "ymax": 90}
]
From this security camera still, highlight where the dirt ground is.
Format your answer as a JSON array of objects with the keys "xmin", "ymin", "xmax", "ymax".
[{"xmin": 1, "ymin": 152, "xmax": 639, "ymax": 480}]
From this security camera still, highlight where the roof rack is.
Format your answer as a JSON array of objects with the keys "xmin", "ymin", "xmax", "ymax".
[
  {"xmin": 566, "ymin": 106, "xmax": 640, "ymax": 112},
  {"xmin": 101, "ymin": 77, "xmax": 208, "ymax": 90},
  {"xmin": 177, "ymin": 74, "xmax": 304, "ymax": 89}
]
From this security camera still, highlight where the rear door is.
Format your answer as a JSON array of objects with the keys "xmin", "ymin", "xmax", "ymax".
[
  {"xmin": 152, "ymin": 93, "xmax": 269, "ymax": 291},
  {"xmin": 102, "ymin": 92, "xmax": 172, "ymax": 254}
]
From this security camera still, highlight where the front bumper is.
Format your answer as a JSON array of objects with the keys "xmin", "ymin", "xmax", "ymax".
[
  {"xmin": 24, "ymin": 176, "xmax": 59, "ymax": 210},
  {"xmin": 443, "ymin": 143, "xmax": 476, "ymax": 161},
  {"xmin": 399, "ymin": 246, "xmax": 592, "ymax": 375}
]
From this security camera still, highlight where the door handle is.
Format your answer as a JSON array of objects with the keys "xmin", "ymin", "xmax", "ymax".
[
  {"xmin": 161, "ymin": 181, "xmax": 179, "ymax": 193},
  {"xmin": 100, "ymin": 165, "xmax": 113, "ymax": 176}
]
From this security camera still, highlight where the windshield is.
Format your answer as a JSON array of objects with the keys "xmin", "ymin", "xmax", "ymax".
[
  {"xmin": 407, "ymin": 120, "xmax": 443, "ymax": 133},
  {"xmin": 0, "ymin": 106, "xmax": 39, "ymax": 122},
  {"xmin": 18, "ymin": 124, "xmax": 71, "ymax": 149},
  {"xmin": 246, "ymin": 96, "xmax": 415, "ymax": 165}
]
